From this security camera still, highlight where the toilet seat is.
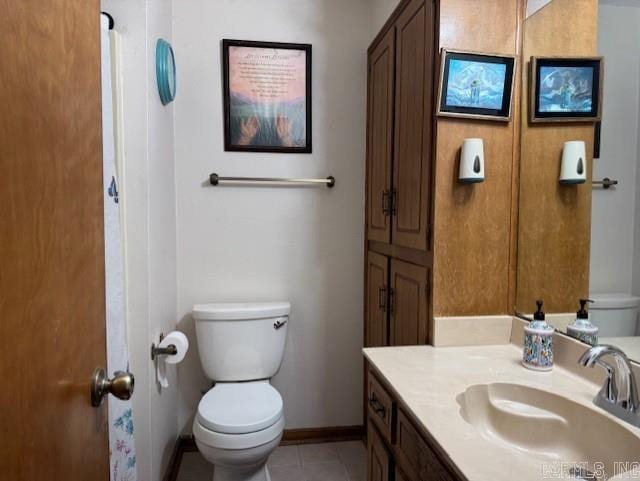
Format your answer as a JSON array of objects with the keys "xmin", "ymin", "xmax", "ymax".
[
  {"xmin": 193, "ymin": 414, "xmax": 284, "ymax": 450},
  {"xmin": 197, "ymin": 381, "xmax": 283, "ymax": 434}
]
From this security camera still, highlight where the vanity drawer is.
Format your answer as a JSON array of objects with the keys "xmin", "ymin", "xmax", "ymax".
[
  {"xmin": 367, "ymin": 370, "xmax": 394, "ymax": 443},
  {"xmin": 394, "ymin": 408, "xmax": 454, "ymax": 481}
]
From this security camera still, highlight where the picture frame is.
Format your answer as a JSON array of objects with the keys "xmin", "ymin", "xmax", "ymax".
[
  {"xmin": 222, "ymin": 39, "xmax": 312, "ymax": 153},
  {"xmin": 530, "ymin": 56, "xmax": 603, "ymax": 123},
  {"xmin": 436, "ymin": 49, "xmax": 516, "ymax": 122}
]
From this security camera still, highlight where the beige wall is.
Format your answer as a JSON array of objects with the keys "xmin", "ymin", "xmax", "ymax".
[
  {"xmin": 173, "ymin": 0, "xmax": 370, "ymax": 431},
  {"xmin": 369, "ymin": 0, "xmax": 401, "ymax": 40}
]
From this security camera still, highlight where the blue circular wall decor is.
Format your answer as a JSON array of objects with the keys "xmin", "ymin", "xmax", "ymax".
[{"xmin": 156, "ymin": 39, "xmax": 176, "ymax": 105}]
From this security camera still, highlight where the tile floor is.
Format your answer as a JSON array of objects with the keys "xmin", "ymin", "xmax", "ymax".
[{"xmin": 177, "ymin": 441, "xmax": 367, "ymax": 481}]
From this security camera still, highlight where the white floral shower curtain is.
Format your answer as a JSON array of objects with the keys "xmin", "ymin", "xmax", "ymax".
[{"xmin": 101, "ymin": 13, "xmax": 137, "ymax": 481}]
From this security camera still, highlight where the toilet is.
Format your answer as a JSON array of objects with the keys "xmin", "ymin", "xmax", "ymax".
[
  {"xmin": 589, "ymin": 293, "xmax": 640, "ymax": 337},
  {"xmin": 191, "ymin": 302, "xmax": 290, "ymax": 481}
]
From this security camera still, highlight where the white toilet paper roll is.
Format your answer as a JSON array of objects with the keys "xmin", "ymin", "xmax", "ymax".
[{"xmin": 159, "ymin": 331, "xmax": 189, "ymax": 364}]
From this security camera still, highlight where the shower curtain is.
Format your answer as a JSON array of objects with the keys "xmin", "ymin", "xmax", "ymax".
[{"xmin": 101, "ymin": 14, "xmax": 137, "ymax": 481}]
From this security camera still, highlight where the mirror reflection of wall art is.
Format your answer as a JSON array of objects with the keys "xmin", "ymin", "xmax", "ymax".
[
  {"xmin": 222, "ymin": 39, "xmax": 312, "ymax": 153},
  {"xmin": 530, "ymin": 57, "xmax": 603, "ymax": 123},
  {"xmin": 437, "ymin": 49, "xmax": 516, "ymax": 122}
]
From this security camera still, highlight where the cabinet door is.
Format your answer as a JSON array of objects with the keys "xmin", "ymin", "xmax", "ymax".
[
  {"xmin": 392, "ymin": 0, "xmax": 435, "ymax": 251},
  {"xmin": 396, "ymin": 409, "xmax": 455, "ymax": 481},
  {"xmin": 390, "ymin": 259, "xmax": 428, "ymax": 345},
  {"xmin": 367, "ymin": 423, "xmax": 391, "ymax": 481},
  {"xmin": 395, "ymin": 467, "xmax": 412, "ymax": 481},
  {"xmin": 366, "ymin": 28, "xmax": 395, "ymax": 244},
  {"xmin": 366, "ymin": 252, "xmax": 390, "ymax": 347}
]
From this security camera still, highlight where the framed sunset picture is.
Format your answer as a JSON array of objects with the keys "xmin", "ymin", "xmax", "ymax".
[{"xmin": 222, "ymin": 39, "xmax": 312, "ymax": 153}]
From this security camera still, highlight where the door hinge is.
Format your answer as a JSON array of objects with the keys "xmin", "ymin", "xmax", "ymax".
[
  {"xmin": 378, "ymin": 286, "xmax": 387, "ymax": 311},
  {"xmin": 425, "ymin": 279, "xmax": 431, "ymax": 298}
]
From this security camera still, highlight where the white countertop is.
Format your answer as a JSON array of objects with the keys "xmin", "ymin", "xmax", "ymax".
[{"xmin": 363, "ymin": 344, "xmax": 640, "ymax": 481}]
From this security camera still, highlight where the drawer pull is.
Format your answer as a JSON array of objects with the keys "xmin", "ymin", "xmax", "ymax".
[
  {"xmin": 378, "ymin": 286, "xmax": 387, "ymax": 311},
  {"xmin": 369, "ymin": 394, "xmax": 386, "ymax": 418},
  {"xmin": 382, "ymin": 190, "xmax": 392, "ymax": 216}
]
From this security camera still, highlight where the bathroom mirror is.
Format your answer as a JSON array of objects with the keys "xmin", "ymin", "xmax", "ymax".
[{"xmin": 517, "ymin": 1, "xmax": 640, "ymax": 363}]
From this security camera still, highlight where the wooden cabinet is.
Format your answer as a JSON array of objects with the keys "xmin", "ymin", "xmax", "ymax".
[
  {"xmin": 366, "ymin": 252, "xmax": 390, "ymax": 348},
  {"xmin": 392, "ymin": 0, "xmax": 435, "ymax": 252},
  {"xmin": 367, "ymin": 370, "xmax": 395, "ymax": 443},
  {"xmin": 366, "ymin": 369, "xmax": 462, "ymax": 481},
  {"xmin": 367, "ymin": 422, "xmax": 391, "ymax": 481},
  {"xmin": 366, "ymin": 29, "xmax": 395, "ymax": 244},
  {"xmin": 365, "ymin": 255, "xmax": 429, "ymax": 349},
  {"xmin": 395, "ymin": 467, "xmax": 410, "ymax": 481},
  {"xmin": 364, "ymin": 0, "xmax": 435, "ymax": 352},
  {"xmin": 366, "ymin": 0, "xmax": 435, "ymax": 253},
  {"xmin": 396, "ymin": 409, "xmax": 454, "ymax": 481},
  {"xmin": 390, "ymin": 260, "xmax": 428, "ymax": 346}
]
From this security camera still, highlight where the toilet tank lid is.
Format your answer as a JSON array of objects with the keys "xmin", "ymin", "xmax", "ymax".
[
  {"xmin": 589, "ymin": 293, "xmax": 640, "ymax": 309},
  {"xmin": 192, "ymin": 301, "xmax": 291, "ymax": 320}
]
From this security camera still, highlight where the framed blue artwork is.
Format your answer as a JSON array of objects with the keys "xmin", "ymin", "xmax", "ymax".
[
  {"xmin": 156, "ymin": 39, "xmax": 176, "ymax": 105},
  {"xmin": 437, "ymin": 49, "xmax": 516, "ymax": 122},
  {"xmin": 530, "ymin": 57, "xmax": 603, "ymax": 123}
]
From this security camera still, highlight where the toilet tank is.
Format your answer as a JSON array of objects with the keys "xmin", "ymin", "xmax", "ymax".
[
  {"xmin": 192, "ymin": 302, "xmax": 290, "ymax": 382},
  {"xmin": 589, "ymin": 293, "xmax": 640, "ymax": 337}
]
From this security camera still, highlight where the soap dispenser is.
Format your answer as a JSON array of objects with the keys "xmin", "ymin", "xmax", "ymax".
[
  {"xmin": 523, "ymin": 300, "xmax": 555, "ymax": 371},
  {"xmin": 567, "ymin": 299, "xmax": 598, "ymax": 346}
]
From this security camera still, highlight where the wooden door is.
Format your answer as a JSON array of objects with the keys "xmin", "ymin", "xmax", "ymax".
[
  {"xmin": 390, "ymin": 260, "xmax": 428, "ymax": 345},
  {"xmin": 366, "ymin": 28, "xmax": 395, "ymax": 244},
  {"xmin": 367, "ymin": 423, "xmax": 391, "ymax": 481},
  {"xmin": 0, "ymin": 2, "xmax": 109, "ymax": 480},
  {"xmin": 366, "ymin": 252, "xmax": 390, "ymax": 347},
  {"xmin": 392, "ymin": 0, "xmax": 435, "ymax": 251}
]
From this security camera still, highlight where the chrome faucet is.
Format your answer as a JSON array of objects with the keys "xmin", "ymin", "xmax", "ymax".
[{"xmin": 578, "ymin": 344, "xmax": 639, "ymax": 428}]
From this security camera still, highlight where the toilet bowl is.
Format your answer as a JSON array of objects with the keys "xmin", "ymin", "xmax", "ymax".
[
  {"xmin": 191, "ymin": 302, "xmax": 290, "ymax": 481},
  {"xmin": 193, "ymin": 381, "xmax": 284, "ymax": 481}
]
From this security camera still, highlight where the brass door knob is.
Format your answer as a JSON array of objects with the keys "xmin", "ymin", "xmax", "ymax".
[{"xmin": 90, "ymin": 368, "xmax": 135, "ymax": 407}]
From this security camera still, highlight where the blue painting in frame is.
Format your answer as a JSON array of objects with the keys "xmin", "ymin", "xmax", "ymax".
[
  {"xmin": 530, "ymin": 56, "xmax": 603, "ymax": 123},
  {"xmin": 437, "ymin": 49, "xmax": 516, "ymax": 122}
]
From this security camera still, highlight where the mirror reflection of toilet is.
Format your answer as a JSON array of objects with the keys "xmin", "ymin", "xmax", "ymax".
[
  {"xmin": 191, "ymin": 302, "xmax": 290, "ymax": 481},
  {"xmin": 589, "ymin": 294, "xmax": 640, "ymax": 338}
]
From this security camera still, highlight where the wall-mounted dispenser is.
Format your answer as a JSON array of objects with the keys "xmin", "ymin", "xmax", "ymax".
[
  {"xmin": 559, "ymin": 140, "xmax": 587, "ymax": 184},
  {"xmin": 459, "ymin": 138, "xmax": 484, "ymax": 183}
]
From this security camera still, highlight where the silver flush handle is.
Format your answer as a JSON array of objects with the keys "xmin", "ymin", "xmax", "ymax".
[{"xmin": 274, "ymin": 319, "xmax": 288, "ymax": 330}]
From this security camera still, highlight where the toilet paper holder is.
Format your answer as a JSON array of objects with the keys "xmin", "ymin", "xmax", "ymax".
[{"xmin": 151, "ymin": 333, "xmax": 178, "ymax": 361}]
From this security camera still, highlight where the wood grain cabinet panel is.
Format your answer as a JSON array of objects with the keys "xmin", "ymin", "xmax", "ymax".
[
  {"xmin": 367, "ymin": 422, "xmax": 391, "ymax": 481},
  {"xmin": 391, "ymin": 0, "xmax": 435, "ymax": 252},
  {"xmin": 390, "ymin": 259, "xmax": 428, "ymax": 346},
  {"xmin": 366, "ymin": 28, "xmax": 395, "ymax": 244},
  {"xmin": 365, "ymin": 374, "xmax": 465, "ymax": 481},
  {"xmin": 395, "ymin": 409, "xmax": 454, "ymax": 481},
  {"xmin": 395, "ymin": 467, "xmax": 412, "ymax": 481},
  {"xmin": 367, "ymin": 370, "xmax": 395, "ymax": 444},
  {"xmin": 366, "ymin": 252, "xmax": 390, "ymax": 348}
]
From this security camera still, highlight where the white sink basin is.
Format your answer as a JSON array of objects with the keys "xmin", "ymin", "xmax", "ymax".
[{"xmin": 458, "ymin": 383, "xmax": 640, "ymax": 480}]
